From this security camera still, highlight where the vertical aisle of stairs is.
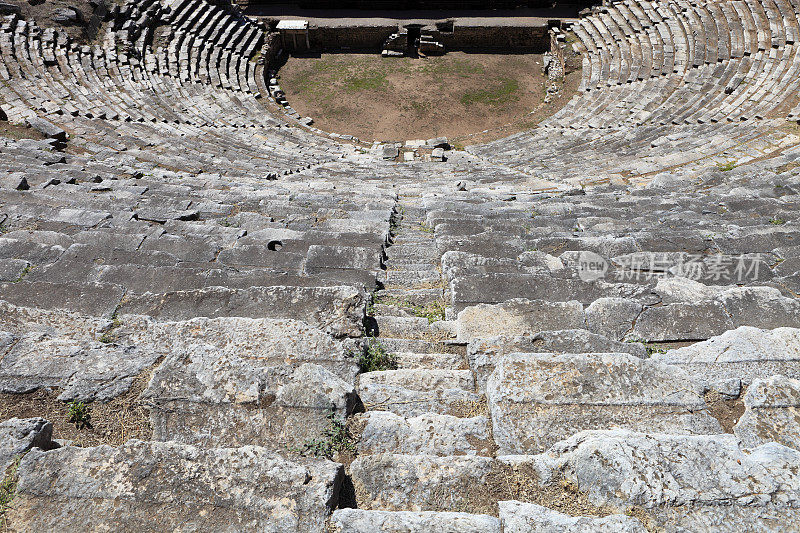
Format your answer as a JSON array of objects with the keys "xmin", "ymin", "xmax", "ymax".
[{"xmin": 338, "ymin": 196, "xmax": 499, "ymax": 523}]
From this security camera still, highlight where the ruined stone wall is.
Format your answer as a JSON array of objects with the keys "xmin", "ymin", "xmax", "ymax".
[
  {"xmin": 305, "ymin": 23, "xmax": 550, "ymax": 52},
  {"xmin": 438, "ymin": 24, "xmax": 549, "ymax": 51},
  {"xmin": 310, "ymin": 25, "xmax": 399, "ymax": 51}
]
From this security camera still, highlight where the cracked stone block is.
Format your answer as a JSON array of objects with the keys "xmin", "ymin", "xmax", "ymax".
[
  {"xmin": 487, "ymin": 352, "xmax": 721, "ymax": 454},
  {"xmin": 653, "ymin": 326, "xmax": 800, "ymax": 383},
  {"xmin": 8, "ymin": 440, "xmax": 341, "ymax": 532},
  {"xmin": 734, "ymin": 375, "xmax": 800, "ymax": 450}
]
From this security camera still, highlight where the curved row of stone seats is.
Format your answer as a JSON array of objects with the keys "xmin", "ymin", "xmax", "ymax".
[
  {"xmin": 563, "ymin": 0, "xmax": 800, "ymax": 129},
  {"xmin": 0, "ymin": 135, "xmax": 395, "ymax": 324},
  {"xmin": 0, "ymin": 9, "xmax": 341, "ymax": 177}
]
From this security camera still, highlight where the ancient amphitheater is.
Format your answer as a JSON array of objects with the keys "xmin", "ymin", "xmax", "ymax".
[{"xmin": 0, "ymin": 0, "xmax": 799, "ymax": 530}]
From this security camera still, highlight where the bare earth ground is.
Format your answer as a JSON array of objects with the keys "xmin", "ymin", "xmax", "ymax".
[
  {"xmin": 278, "ymin": 51, "xmax": 580, "ymax": 144},
  {"xmin": 7, "ymin": 0, "xmax": 97, "ymax": 42}
]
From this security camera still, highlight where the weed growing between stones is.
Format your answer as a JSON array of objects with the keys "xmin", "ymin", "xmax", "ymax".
[
  {"xmin": 411, "ymin": 300, "xmax": 446, "ymax": 324},
  {"xmin": 717, "ymin": 160, "xmax": 737, "ymax": 171},
  {"xmin": 66, "ymin": 400, "xmax": 90, "ymax": 429},
  {"xmin": 0, "ymin": 455, "xmax": 21, "ymax": 528},
  {"xmin": 11, "ymin": 265, "xmax": 33, "ymax": 283},
  {"xmin": 770, "ymin": 216, "xmax": 787, "ymax": 225},
  {"xmin": 359, "ymin": 338, "xmax": 398, "ymax": 373},
  {"xmin": 296, "ymin": 410, "xmax": 356, "ymax": 460}
]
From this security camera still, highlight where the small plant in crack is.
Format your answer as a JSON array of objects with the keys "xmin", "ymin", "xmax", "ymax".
[
  {"xmin": 67, "ymin": 400, "xmax": 91, "ymax": 429},
  {"xmin": 296, "ymin": 409, "xmax": 356, "ymax": 460},
  {"xmin": 359, "ymin": 338, "xmax": 397, "ymax": 372},
  {"xmin": 99, "ymin": 309, "xmax": 123, "ymax": 344},
  {"xmin": 412, "ymin": 300, "xmax": 446, "ymax": 324},
  {"xmin": 0, "ymin": 455, "xmax": 21, "ymax": 527},
  {"xmin": 419, "ymin": 222, "xmax": 434, "ymax": 234}
]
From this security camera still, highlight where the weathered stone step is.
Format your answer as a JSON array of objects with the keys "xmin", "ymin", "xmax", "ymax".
[
  {"xmin": 395, "ymin": 351, "xmax": 466, "ymax": 370},
  {"xmin": 375, "ymin": 288, "xmax": 445, "ymax": 307},
  {"xmin": 118, "ymin": 285, "xmax": 366, "ymax": 338},
  {"xmin": 330, "ymin": 505, "xmax": 645, "ymax": 533},
  {"xmin": 374, "ymin": 316, "xmax": 455, "ymax": 340},
  {"xmin": 377, "ymin": 337, "xmax": 466, "ymax": 355},
  {"xmin": 9, "ymin": 440, "xmax": 342, "ymax": 532},
  {"xmin": 386, "ymin": 243, "xmax": 441, "ymax": 261},
  {"xmin": 384, "ymin": 269, "xmax": 443, "ymax": 288},
  {"xmin": 351, "ymin": 412, "xmax": 494, "ymax": 456},
  {"xmin": 486, "ymin": 352, "xmax": 722, "ymax": 455},
  {"xmin": 358, "ymin": 369, "xmax": 481, "ymax": 417}
]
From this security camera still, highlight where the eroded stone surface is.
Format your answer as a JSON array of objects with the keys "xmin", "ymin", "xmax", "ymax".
[
  {"xmin": 456, "ymin": 299, "xmax": 585, "ymax": 342},
  {"xmin": 498, "ymin": 501, "xmax": 646, "ymax": 533},
  {"xmin": 352, "ymin": 412, "xmax": 494, "ymax": 456},
  {"xmin": 467, "ymin": 330, "xmax": 647, "ymax": 391},
  {"xmin": 8, "ymin": 440, "xmax": 342, "ymax": 532},
  {"xmin": 330, "ymin": 509, "xmax": 500, "ymax": 532},
  {"xmin": 487, "ymin": 353, "xmax": 721, "ymax": 454},
  {"xmin": 0, "ymin": 418, "xmax": 54, "ymax": 471},
  {"xmin": 653, "ymin": 326, "xmax": 800, "ymax": 383},
  {"xmin": 533, "ymin": 430, "xmax": 800, "ymax": 529},
  {"xmin": 734, "ymin": 375, "xmax": 800, "ymax": 450}
]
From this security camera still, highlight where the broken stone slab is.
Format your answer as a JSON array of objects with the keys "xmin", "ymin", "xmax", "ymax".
[
  {"xmin": 652, "ymin": 326, "xmax": 800, "ymax": 383},
  {"xmin": 24, "ymin": 116, "xmax": 67, "ymax": 141},
  {"xmin": 450, "ymin": 274, "xmax": 652, "ymax": 312},
  {"xmin": 584, "ymin": 297, "xmax": 642, "ymax": 340},
  {"xmin": 487, "ymin": 352, "xmax": 721, "ymax": 455},
  {"xmin": 9, "ymin": 440, "xmax": 342, "ymax": 532},
  {"xmin": 351, "ymin": 412, "xmax": 494, "ymax": 456},
  {"xmin": 499, "ymin": 501, "xmax": 646, "ymax": 533},
  {"xmin": 456, "ymin": 299, "xmax": 585, "ymax": 342},
  {"xmin": 0, "ymin": 418, "xmax": 55, "ymax": 472},
  {"xmin": 0, "ymin": 331, "xmax": 161, "ymax": 402},
  {"xmin": 52, "ymin": 7, "xmax": 81, "ymax": 24},
  {"xmin": 734, "ymin": 375, "xmax": 800, "ymax": 450},
  {"xmin": 467, "ymin": 330, "xmax": 648, "ymax": 391},
  {"xmin": 118, "ymin": 285, "xmax": 367, "ymax": 338},
  {"xmin": 718, "ymin": 286, "xmax": 800, "ymax": 330},
  {"xmin": 431, "ymin": 148, "xmax": 446, "ymax": 162},
  {"xmin": 629, "ymin": 300, "xmax": 733, "ymax": 342},
  {"xmin": 330, "ymin": 509, "xmax": 500, "ymax": 532},
  {"xmin": 533, "ymin": 430, "xmax": 800, "ymax": 530}
]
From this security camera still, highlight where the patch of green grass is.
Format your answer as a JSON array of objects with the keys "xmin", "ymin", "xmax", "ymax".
[
  {"xmin": 296, "ymin": 409, "xmax": 356, "ymax": 460},
  {"xmin": 359, "ymin": 338, "xmax": 397, "ymax": 373},
  {"xmin": 769, "ymin": 216, "xmax": 787, "ymax": 225},
  {"xmin": 460, "ymin": 78, "xmax": 520, "ymax": 106},
  {"xmin": 716, "ymin": 160, "xmax": 737, "ymax": 172},
  {"xmin": 411, "ymin": 300, "xmax": 446, "ymax": 324},
  {"xmin": 344, "ymin": 70, "xmax": 388, "ymax": 92},
  {"xmin": 0, "ymin": 455, "xmax": 21, "ymax": 527},
  {"xmin": 67, "ymin": 400, "xmax": 91, "ymax": 429}
]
